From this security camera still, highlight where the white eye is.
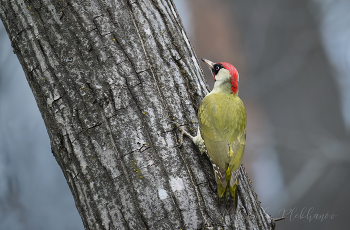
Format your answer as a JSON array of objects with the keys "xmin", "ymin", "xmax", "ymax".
[{"xmin": 215, "ymin": 66, "xmax": 220, "ymax": 71}]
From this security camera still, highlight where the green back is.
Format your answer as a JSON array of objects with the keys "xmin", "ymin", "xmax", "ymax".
[{"xmin": 198, "ymin": 92, "xmax": 246, "ymax": 172}]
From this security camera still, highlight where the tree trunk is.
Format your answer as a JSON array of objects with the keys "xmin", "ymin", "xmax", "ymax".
[{"xmin": 0, "ymin": 0, "xmax": 275, "ymax": 229}]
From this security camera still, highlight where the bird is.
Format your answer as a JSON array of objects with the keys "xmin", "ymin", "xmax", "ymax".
[{"xmin": 174, "ymin": 58, "xmax": 246, "ymax": 212}]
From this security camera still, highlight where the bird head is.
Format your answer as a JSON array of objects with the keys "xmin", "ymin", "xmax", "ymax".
[{"xmin": 201, "ymin": 58, "xmax": 239, "ymax": 94}]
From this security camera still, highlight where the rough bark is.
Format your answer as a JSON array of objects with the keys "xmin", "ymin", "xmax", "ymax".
[{"xmin": 0, "ymin": 0, "xmax": 274, "ymax": 229}]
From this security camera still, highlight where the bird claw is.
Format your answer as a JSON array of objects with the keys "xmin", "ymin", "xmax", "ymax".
[
  {"xmin": 167, "ymin": 121, "xmax": 186, "ymax": 147},
  {"xmin": 167, "ymin": 120, "xmax": 179, "ymax": 127},
  {"xmin": 176, "ymin": 139, "xmax": 184, "ymax": 148},
  {"xmin": 168, "ymin": 121, "xmax": 206, "ymax": 154}
]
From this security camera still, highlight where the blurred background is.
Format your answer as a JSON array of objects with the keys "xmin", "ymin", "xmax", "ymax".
[{"xmin": 1, "ymin": 0, "xmax": 349, "ymax": 229}]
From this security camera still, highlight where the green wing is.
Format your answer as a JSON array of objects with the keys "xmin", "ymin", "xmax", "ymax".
[{"xmin": 198, "ymin": 93, "xmax": 246, "ymax": 188}]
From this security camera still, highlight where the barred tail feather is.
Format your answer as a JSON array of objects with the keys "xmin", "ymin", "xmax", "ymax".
[
  {"xmin": 213, "ymin": 163, "xmax": 227, "ymax": 198},
  {"xmin": 214, "ymin": 165, "xmax": 240, "ymax": 213},
  {"xmin": 217, "ymin": 175, "xmax": 226, "ymax": 198}
]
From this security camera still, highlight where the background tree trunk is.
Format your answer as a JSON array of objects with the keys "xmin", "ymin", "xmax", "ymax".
[{"xmin": 0, "ymin": 0, "xmax": 274, "ymax": 229}]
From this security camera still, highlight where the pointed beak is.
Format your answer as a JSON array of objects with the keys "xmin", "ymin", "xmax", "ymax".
[{"xmin": 201, "ymin": 58, "xmax": 215, "ymax": 70}]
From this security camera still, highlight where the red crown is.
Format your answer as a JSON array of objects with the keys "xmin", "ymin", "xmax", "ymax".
[{"xmin": 220, "ymin": 62, "xmax": 238, "ymax": 94}]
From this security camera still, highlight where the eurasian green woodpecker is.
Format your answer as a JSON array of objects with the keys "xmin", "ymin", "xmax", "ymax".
[
  {"xmin": 176, "ymin": 58, "xmax": 246, "ymax": 211},
  {"xmin": 200, "ymin": 58, "xmax": 246, "ymax": 210}
]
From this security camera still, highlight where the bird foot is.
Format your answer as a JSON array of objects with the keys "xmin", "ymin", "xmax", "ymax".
[
  {"xmin": 168, "ymin": 121, "xmax": 208, "ymax": 156},
  {"xmin": 168, "ymin": 121, "xmax": 193, "ymax": 148}
]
